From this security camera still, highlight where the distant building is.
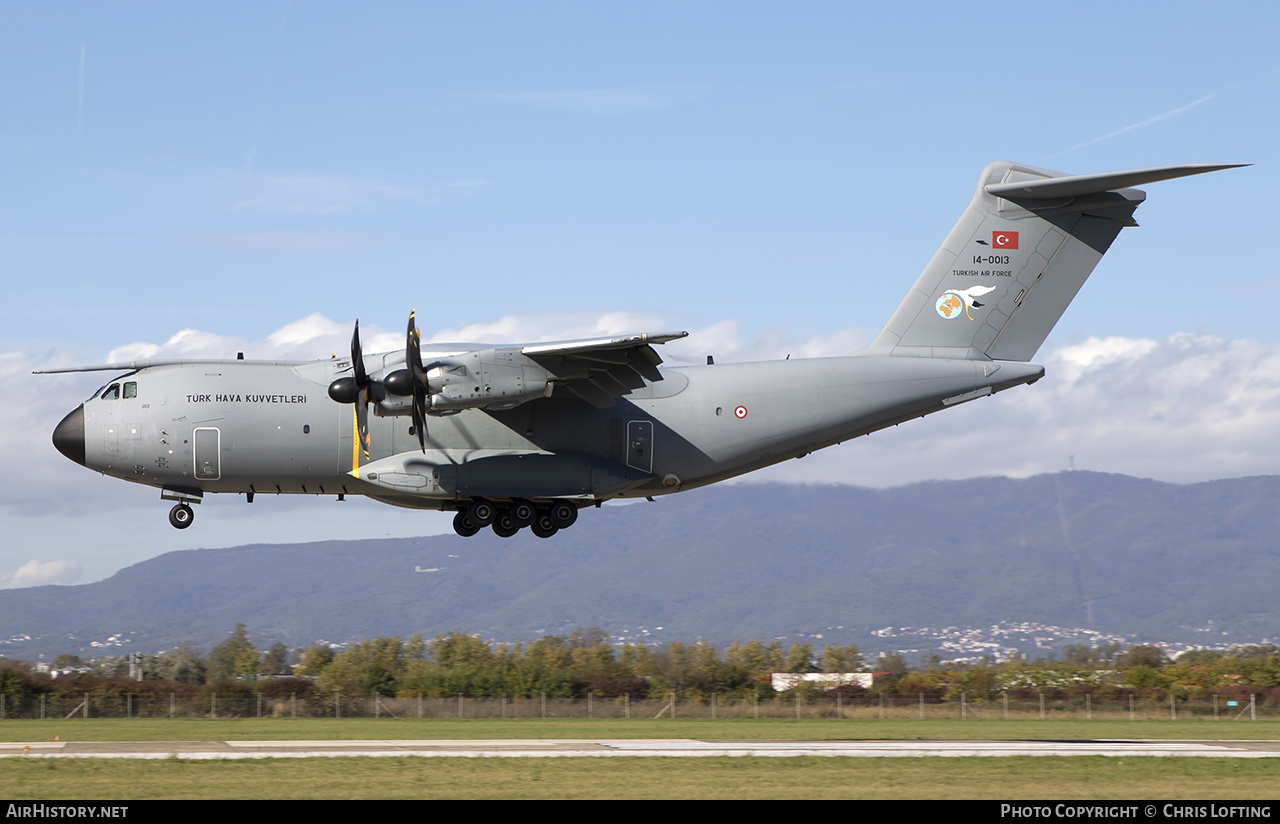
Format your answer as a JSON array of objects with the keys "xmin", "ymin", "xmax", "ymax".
[
  {"xmin": 48, "ymin": 668, "xmax": 92, "ymax": 679},
  {"xmin": 770, "ymin": 673, "xmax": 873, "ymax": 691}
]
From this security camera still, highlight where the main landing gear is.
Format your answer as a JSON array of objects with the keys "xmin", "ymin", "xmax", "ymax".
[{"xmin": 452, "ymin": 498, "xmax": 580, "ymax": 539}]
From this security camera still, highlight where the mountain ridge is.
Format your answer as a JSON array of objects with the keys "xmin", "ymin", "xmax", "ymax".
[{"xmin": 3, "ymin": 471, "xmax": 1278, "ymax": 660}]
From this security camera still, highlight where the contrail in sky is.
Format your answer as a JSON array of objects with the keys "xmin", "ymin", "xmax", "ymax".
[
  {"xmin": 1048, "ymin": 68, "xmax": 1280, "ymax": 160},
  {"xmin": 247, "ymin": 3, "xmax": 293, "ymax": 169},
  {"xmin": 1048, "ymin": 93, "xmax": 1214, "ymax": 159},
  {"xmin": 78, "ymin": 42, "xmax": 86, "ymax": 134}
]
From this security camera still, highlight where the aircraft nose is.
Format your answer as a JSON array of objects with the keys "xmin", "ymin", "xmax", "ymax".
[{"xmin": 52, "ymin": 405, "xmax": 86, "ymax": 467}]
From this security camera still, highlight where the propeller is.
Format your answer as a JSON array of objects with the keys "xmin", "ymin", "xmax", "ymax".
[
  {"xmin": 382, "ymin": 310, "xmax": 435, "ymax": 453},
  {"xmin": 327, "ymin": 320, "xmax": 375, "ymax": 457}
]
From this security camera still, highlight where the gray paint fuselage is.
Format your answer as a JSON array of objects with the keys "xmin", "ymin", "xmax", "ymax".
[{"xmin": 74, "ymin": 352, "xmax": 1043, "ymax": 508}]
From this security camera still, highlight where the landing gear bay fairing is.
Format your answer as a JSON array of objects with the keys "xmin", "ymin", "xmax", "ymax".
[{"xmin": 39, "ymin": 161, "xmax": 1241, "ymax": 538}]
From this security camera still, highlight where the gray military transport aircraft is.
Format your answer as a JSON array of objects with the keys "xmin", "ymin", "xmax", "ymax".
[{"xmin": 38, "ymin": 160, "xmax": 1241, "ymax": 538}]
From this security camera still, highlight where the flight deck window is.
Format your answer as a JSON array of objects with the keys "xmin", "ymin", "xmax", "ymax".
[
  {"xmin": 124, "ymin": 382, "xmax": 138, "ymax": 399},
  {"xmin": 101, "ymin": 384, "xmax": 120, "ymax": 401}
]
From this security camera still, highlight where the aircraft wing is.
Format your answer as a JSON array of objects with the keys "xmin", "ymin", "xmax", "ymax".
[
  {"xmin": 34, "ymin": 358, "xmax": 307, "ymax": 374},
  {"xmin": 521, "ymin": 331, "xmax": 689, "ymax": 408}
]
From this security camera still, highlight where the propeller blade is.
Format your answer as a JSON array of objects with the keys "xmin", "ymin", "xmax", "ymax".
[
  {"xmin": 355, "ymin": 385, "xmax": 371, "ymax": 458},
  {"xmin": 412, "ymin": 388, "xmax": 428, "ymax": 453},
  {"xmin": 352, "ymin": 320, "xmax": 373, "ymax": 456},
  {"xmin": 327, "ymin": 319, "xmax": 377, "ymax": 457},
  {"xmin": 351, "ymin": 320, "xmax": 367, "ymax": 388},
  {"xmin": 406, "ymin": 310, "xmax": 428, "ymax": 452},
  {"xmin": 406, "ymin": 310, "xmax": 423, "ymax": 381}
]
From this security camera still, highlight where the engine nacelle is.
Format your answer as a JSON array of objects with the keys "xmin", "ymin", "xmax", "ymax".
[
  {"xmin": 374, "ymin": 394, "xmax": 414, "ymax": 417},
  {"xmin": 328, "ymin": 376, "xmax": 384, "ymax": 404},
  {"xmin": 377, "ymin": 350, "xmax": 552, "ymax": 415},
  {"xmin": 328, "ymin": 376, "xmax": 360, "ymax": 404},
  {"xmin": 432, "ymin": 351, "xmax": 552, "ymax": 411}
]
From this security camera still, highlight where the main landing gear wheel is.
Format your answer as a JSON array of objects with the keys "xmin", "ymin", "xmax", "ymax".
[
  {"xmin": 450, "ymin": 498, "xmax": 580, "ymax": 538},
  {"xmin": 168, "ymin": 504, "xmax": 194, "ymax": 530},
  {"xmin": 492, "ymin": 514, "xmax": 520, "ymax": 538},
  {"xmin": 507, "ymin": 499, "xmax": 537, "ymax": 528},
  {"xmin": 452, "ymin": 511, "xmax": 480, "ymax": 537},
  {"xmin": 531, "ymin": 514, "xmax": 558, "ymax": 539},
  {"xmin": 468, "ymin": 499, "xmax": 496, "ymax": 527},
  {"xmin": 548, "ymin": 500, "xmax": 578, "ymax": 529}
]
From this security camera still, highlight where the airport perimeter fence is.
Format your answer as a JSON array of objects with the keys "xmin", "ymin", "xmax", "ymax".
[{"xmin": 0, "ymin": 692, "xmax": 1274, "ymax": 721}]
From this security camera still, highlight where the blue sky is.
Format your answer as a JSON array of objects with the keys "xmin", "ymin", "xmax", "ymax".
[{"xmin": 3, "ymin": 1, "xmax": 1279, "ymax": 588}]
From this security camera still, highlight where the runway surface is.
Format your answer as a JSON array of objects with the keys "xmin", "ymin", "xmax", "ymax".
[{"xmin": 3, "ymin": 739, "xmax": 1279, "ymax": 759}]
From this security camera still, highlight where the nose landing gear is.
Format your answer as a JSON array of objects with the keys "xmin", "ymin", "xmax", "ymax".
[
  {"xmin": 168, "ymin": 503, "xmax": 194, "ymax": 529},
  {"xmin": 161, "ymin": 488, "xmax": 203, "ymax": 529}
]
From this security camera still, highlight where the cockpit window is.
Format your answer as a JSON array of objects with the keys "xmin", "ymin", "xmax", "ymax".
[
  {"xmin": 101, "ymin": 384, "xmax": 120, "ymax": 401},
  {"xmin": 124, "ymin": 381, "xmax": 138, "ymax": 399}
]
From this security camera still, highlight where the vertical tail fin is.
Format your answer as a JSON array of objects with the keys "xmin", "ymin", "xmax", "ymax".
[{"xmin": 870, "ymin": 161, "xmax": 1243, "ymax": 362}]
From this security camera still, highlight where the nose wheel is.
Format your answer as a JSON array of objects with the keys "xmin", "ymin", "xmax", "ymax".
[{"xmin": 168, "ymin": 504, "xmax": 194, "ymax": 529}]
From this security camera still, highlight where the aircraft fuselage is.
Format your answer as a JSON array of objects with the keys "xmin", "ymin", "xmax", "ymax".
[{"xmin": 56, "ymin": 352, "xmax": 1043, "ymax": 512}]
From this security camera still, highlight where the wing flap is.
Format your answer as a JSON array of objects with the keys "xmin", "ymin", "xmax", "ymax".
[
  {"xmin": 521, "ymin": 331, "xmax": 687, "ymax": 357},
  {"xmin": 525, "ymin": 330, "xmax": 686, "ymax": 406}
]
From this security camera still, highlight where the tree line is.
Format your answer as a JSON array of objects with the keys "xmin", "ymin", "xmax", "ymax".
[{"xmin": 3, "ymin": 625, "xmax": 1279, "ymax": 707}]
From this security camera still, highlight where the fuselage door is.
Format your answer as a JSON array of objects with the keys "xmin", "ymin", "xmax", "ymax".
[
  {"xmin": 194, "ymin": 427, "xmax": 221, "ymax": 480},
  {"xmin": 626, "ymin": 420, "xmax": 654, "ymax": 474}
]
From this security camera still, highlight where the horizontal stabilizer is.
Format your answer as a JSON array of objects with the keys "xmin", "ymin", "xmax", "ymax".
[{"xmin": 985, "ymin": 164, "xmax": 1247, "ymax": 200}]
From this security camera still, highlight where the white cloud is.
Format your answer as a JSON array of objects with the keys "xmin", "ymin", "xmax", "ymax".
[
  {"xmin": 3, "ymin": 559, "xmax": 81, "ymax": 588},
  {"xmin": 424, "ymin": 311, "xmax": 673, "ymax": 347},
  {"xmin": 107, "ymin": 328, "xmax": 247, "ymax": 364},
  {"xmin": 661, "ymin": 320, "xmax": 869, "ymax": 366},
  {"xmin": 1051, "ymin": 335, "xmax": 1160, "ymax": 379},
  {"xmin": 753, "ymin": 332, "xmax": 1280, "ymax": 487},
  {"xmin": 266, "ymin": 313, "xmax": 349, "ymax": 349}
]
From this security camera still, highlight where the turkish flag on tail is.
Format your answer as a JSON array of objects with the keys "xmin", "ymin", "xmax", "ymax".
[{"xmin": 992, "ymin": 231, "xmax": 1019, "ymax": 249}]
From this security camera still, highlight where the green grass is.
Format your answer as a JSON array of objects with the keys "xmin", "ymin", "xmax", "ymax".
[
  {"xmin": 1, "ymin": 716, "xmax": 1278, "ymax": 742},
  {"xmin": 3, "ymin": 718, "xmax": 1277, "ymax": 799},
  {"xmin": 1, "ymin": 755, "xmax": 1278, "ymax": 800}
]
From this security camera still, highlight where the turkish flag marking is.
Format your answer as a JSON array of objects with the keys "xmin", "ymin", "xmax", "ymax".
[{"xmin": 993, "ymin": 231, "xmax": 1019, "ymax": 249}]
